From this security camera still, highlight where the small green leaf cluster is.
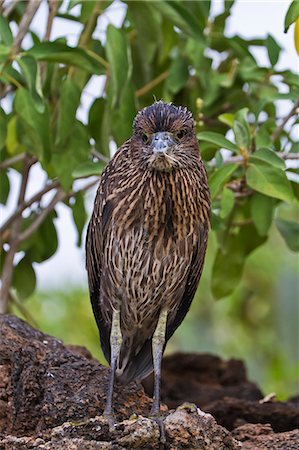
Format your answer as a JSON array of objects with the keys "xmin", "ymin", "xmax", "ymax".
[{"xmin": 0, "ymin": 0, "xmax": 298, "ymax": 307}]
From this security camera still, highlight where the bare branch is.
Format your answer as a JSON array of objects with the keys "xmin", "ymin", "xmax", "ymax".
[
  {"xmin": 207, "ymin": 152, "xmax": 299, "ymax": 168},
  {"xmin": 11, "ymin": 0, "xmax": 42, "ymax": 54},
  {"xmin": 0, "ymin": 153, "xmax": 27, "ymax": 170},
  {"xmin": 136, "ymin": 71, "xmax": 169, "ymax": 98},
  {"xmin": 0, "ymin": 156, "xmax": 34, "ymax": 314},
  {"xmin": 44, "ymin": 0, "xmax": 57, "ymax": 41},
  {"xmin": 91, "ymin": 148, "xmax": 110, "ymax": 163},
  {"xmin": 3, "ymin": 0, "xmax": 19, "ymax": 18},
  {"xmin": 18, "ymin": 189, "xmax": 65, "ymax": 242},
  {"xmin": 9, "ymin": 291, "xmax": 39, "ymax": 328},
  {"xmin": 0, "ymin": 179, "xmax": 60, "ymax": 238},
  {"xmin": 18, "ymin": 178, "xmax": 99, "ymax": 243},
  {"xmin": 271, "ymin": 98, "xmax": 299, "ymax": 142}
]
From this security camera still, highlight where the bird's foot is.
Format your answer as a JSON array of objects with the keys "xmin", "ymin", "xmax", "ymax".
[
  {"xmin": 177, "ymin": 402, "xmax": 198, "ymax": 413},
  {"xmin": 149, "ymin": 410, "xmax": 166, "ymax": 445},
  {"xmin": 103, "ymin": 411, "xmax": 117, "ymax": 432}
]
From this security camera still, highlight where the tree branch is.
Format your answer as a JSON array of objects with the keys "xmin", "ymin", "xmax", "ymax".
[
  {"xmin": 18, "ymin": 189, "xmax": 65, "ymax": 242},
  {"xmin": 207, "ymin": 152, "xmax": 299, "ymax": 168},
  {"xmin": 135, "ymin": 71, "xmax": 169, "ymax": 98},
  {"xmin": 0, "ymin": 153, "xmax": 27, "ymax": 170},
  {"xmin": 0, "ymin": 156, "xmax": 34, "ymax": 314},
  {"xmin": 0, "ymin": 179, "xmax": 60, "ymax": 240},
  {"xmin": 18, "ymin": 179, "xmax": 99, "ymax": 243},
  {"xmin": 91, "ymin": 148, "xmax": 110, "ymax": 163},
  {"xmin": 11, "ymin": 0, "xmax": 42, "ymax": 54},
  {"xmin": 271, "ymin": 98, "xmax": 299, "ymax": 142},
  {"xmin": 3, "ymin": 0, "xmax": 19, "ymax": 18}
]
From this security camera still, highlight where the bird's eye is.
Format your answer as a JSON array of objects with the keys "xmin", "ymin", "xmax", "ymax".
[
  {"xmin": 175, "ymin": 129, "xmax": 187, "ymax": 140},
  {"xmin": 141, "ymin": 133, "xmax": 150, "ymax": 144}
]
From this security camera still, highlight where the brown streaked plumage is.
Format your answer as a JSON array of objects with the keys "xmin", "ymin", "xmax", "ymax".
[{"xmin": 86, "ymin": 101, "xmax": 210, "ymax": 423}]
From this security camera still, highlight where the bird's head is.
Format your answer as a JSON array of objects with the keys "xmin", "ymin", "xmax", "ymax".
[{"xmin": 132, "ymin": 101, "xmax": 200, "ymax": 171}]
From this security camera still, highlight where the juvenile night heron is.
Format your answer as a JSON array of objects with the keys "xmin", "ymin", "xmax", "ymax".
[{"xmin": 86, "ymin": 101, "xmax": 210, "ymax": 423}]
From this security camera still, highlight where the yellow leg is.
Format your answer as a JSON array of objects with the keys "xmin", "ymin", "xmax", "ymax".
[
  {"xmin": 150, "ymin": 308, "xmax": 168, "ymax": 417},
  {"xmin": 104, "ymin": 309, "xmax": 122, "ymax": 423}
]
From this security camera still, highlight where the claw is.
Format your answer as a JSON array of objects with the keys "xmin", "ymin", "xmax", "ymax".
[
  {"xmin": 152, "ymin": 416, "xmax": 166, "ymax": 444},
  {"xmin": 103, "ymin": 412, "xmax": 117, "ymax": 432}
]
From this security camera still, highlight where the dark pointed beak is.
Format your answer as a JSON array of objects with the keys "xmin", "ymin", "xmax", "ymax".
[{"xmin": 151, "ymin": 132, "xmax": 175, "ymax": 153}]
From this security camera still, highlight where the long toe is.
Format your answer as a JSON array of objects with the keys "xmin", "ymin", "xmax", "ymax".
[{"xmin": 103, "ymin": 411, "xmax": 117, "ymax": 432}]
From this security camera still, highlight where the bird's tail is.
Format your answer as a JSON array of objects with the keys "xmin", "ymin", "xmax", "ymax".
[{"xmin": 116, "ymin": 338, "xmax": 154, "ymax": 384}]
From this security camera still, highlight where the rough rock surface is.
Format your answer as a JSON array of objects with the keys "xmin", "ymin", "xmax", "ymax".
[
  {"xmin": 143, "ymin": 352, "xmax": 263, "ymax": 409},
  {"xmin": 144, "ymin": 352, "xmax": 299, "ymax": 433},
  {"xmin": 0, "ymin": 314, "xmax": 298, "ymax": 449}
]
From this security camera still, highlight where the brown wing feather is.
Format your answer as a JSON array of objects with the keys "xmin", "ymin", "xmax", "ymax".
[
  {"xmin": 166, "ymin": 222, "xmax": 209, "ymax": 341},
  {"xmin": 86, "ymin": 186, "xmax": 114, "ymax": 362}
]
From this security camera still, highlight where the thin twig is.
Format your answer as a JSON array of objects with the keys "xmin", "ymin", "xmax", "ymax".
[
  {"xmin": 207, "ymin": 152, "xmax": 299, "ymax": 168},
  {"xmin": 18, "ymin": 189, "xmax": 65, "ymax": 242},
  {"xmin": 69, "ymin": 0, "xmax": 104, "ymax": 78},
  {"xmin": 9, "ymin": 291, "xmax": 39, "ymax": 328},
  {"xmin": 0, "ymin": 156, "xmax": 34, "ymax": 314},
  {"xmin": 3, "ymin": 0, "xmax": 19, "ymax": 18},
  {"xmin": 0, "ymin": 179, "xmax": 60, "ymax": 238},
  {"xmin": 271, "ymin": 98, "xmax": 299, "ymax": 141},
  {"xmin": 0, "ymin": 153, "xmax": 27, "ymax": 170},
  {"xmin": 135, "ymin": 71, "xmax": 169, "ymax": 98},
  {"xmin": 40, "ymin": 0, "xmax": 58, "ymax": 81},
  {"xmin": 44, "ymin": 0, "xmax": 57, "ymax": 41},
  {"xmin": 91, "ymin": 148, "xmax": 110, "ymax": 163},
  {"xmin": 11, "ymin": 0, "xmax": 42, "ymax": 54},
  {"xmin": 18, "ymin": 178, "xmax": 99, "ymax": 242}
]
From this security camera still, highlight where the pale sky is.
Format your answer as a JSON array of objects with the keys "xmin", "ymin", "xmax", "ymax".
[{"xmin": 1, "ymin": 0, "xmax": 298, "ymax": 290}]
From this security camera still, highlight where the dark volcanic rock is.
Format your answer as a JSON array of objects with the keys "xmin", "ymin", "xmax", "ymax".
[
  {"xmin": 0, "ymin": 315, "xmax": 240, "ymax": 449},
  {"xmin": 0, "ymin": 314, "xmax": 298, "ymax": 450},
  {"xmin": 0, "ymin": 314, "xmax": 150, "ymax": 436},
  {"xmin": 205, "ymin": 396, "xmax": 299, "ymax": 432},
  {"xmin": 232, "ymin": 423, "xmax": 299, "ymax": 449},
  {"xmin": 143, "ymin": 352, "xmax": 263, "ymax": 409}
]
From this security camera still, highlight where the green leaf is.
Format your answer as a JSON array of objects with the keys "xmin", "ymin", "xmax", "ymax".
[
  {"xmin": 233, "ymin": 108, "xmax": 250, "ymax": 151},
  {"xmin": 12, "ymin": 256, "xmax": 36, "ymax": 300},
  {"xmin": 110, "ymin": 81, "xmax": 136, "ymax": 146},
  {"xmin": 72, "ymin": 192, "xmax": 87, "ymax": 247},
  {"xmin": 0, "ymin": 107, "xmax": 7, "ymax": 150},
  {"xmin": 51, "ymin": 121, "xmax": 90, "ymax": 190},
  {"xmin": 218, "ymin": 113, "xmax": 234, "ymax": 127},
  {"xmin": 249, "ymin": 148, "xmax": 285, "ymax": 170},
  {"xmin": 212, "ymin": 237, "xmax": 244, "ymax": 299},
  {"xmin": 166, "ymin": 57, "xmax": 189, "ymax": 94},
  {"xmin": 220, "ymin": 187, "xmax": 234, "ymax": 218},
  {"xmin": 276, "ymin": 219, "xmax": 299, "ymax": 252},
  {"xmin": 212, "ymin": 223, "xmax": 266, "ymax": 299},
  {"xmin": 208, "ymin": 163, "xmax": 238, "ymax": 199},
  {"xmin": 284, "ymin": 0, "xmax": 299, "ymax": 32},
  {"xmin": 0, "ymin": 15, "xmax": 13, "ymax": 46},
  {"xmin": 57, "ymin": 78, "xmax": 81, "ymax": 146},
  {"xmin": 265, "ymin": 34, "xmax": 281, "ymax": 66},
  {"xmin": 106, "ymin": 25, "xmax": 131, "ymax": 107},
  {"xmin": 88, "ymin": 97, "xmax": 106, "ymax": 147},
  {"xmin": 128, "ymin": 2, "xmax": 161, "ymax": 75},
  {"xmin": 20, "ymin": 212, "xmax": 58, "ymax": 263},
  {"xmin": 197, "ymin": 131, "xmax": 238, "ymax": 153},
  {"xmin": 17, "ymin": 55, "xmax": 44, "ymax": 112},
  {"xmin": 28, "ymin": 42, "xmax": 103, "ymax": 74},
  {"xmin": 250, "ymin": 193, "xmax": 274, "ymax": 236},
  {"xmin": 151, "ymin": 0, "xmax": 205, "ymax": 43},
  {"xmin": 246, "ymin": 160, "xmax": 294, "ymax": 203},
  {"xmin": 0, "ymin": 170, "xmax": 10, "ymax": 204},
  {"xmin": 14, "ymin": 88, "xmax": 52, "ymax": 162},
  {"xmin": 72, "ymin": 161, "xmax": 105, "ymax": 178},
  {"xmin": 0, "ymin": 43, "xmax": 10, "ymax": 62}
]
